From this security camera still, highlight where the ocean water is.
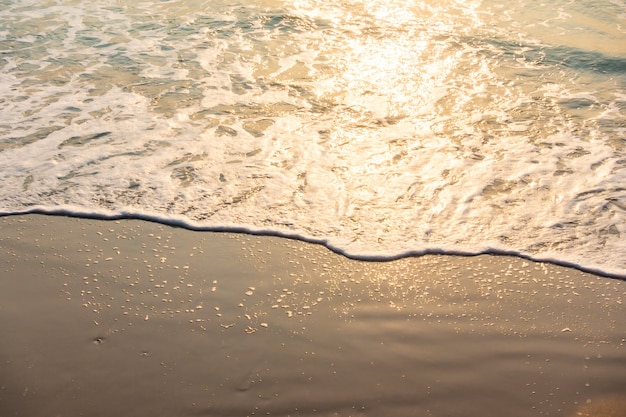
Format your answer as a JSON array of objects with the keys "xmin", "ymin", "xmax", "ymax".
[{"xmin": 0, "ymin": 0, "xmax": 625, "ymax": 277}]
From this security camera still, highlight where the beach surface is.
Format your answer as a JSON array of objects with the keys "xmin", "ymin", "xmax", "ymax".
[{"xmin": 0, "ymin": 214, "xmax": 624, "ymax": 417}]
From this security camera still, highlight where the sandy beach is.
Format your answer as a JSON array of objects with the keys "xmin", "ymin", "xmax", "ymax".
[{"xmin": 0, "ymin": 214, "xmax": 624, "ymax": 417}]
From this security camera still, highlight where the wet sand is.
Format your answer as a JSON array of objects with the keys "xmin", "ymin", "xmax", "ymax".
[{"xmin": 0, "ymin": 214, "xmax": 624, "ymax": 417}]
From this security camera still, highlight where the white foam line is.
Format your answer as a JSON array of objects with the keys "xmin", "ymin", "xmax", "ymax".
[{"xmin": 2, "ymin": 207, "xmax": 624, "ymax": 281}]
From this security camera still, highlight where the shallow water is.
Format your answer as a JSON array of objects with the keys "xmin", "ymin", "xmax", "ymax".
[{"xmin": 0, "ymin": 0, "xmax": 625, "ymax": 276}]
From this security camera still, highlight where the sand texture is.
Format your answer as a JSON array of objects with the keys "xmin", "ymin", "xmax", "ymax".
[{"xmin": 0, "ymin": 214, "xmax": 625, "ymax": 417}]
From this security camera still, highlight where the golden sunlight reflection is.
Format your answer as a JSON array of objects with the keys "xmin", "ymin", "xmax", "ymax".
[
  {"xmin": 298, "ymin": 0, "xmax": 488, "ymax": 133},
  {"xmin": 363, "ymin": 0, "xmax": 417, "ymax": 26},
  {"xmin": 307, "ymin": 0, "xmax": 473, "ymax": 150}
]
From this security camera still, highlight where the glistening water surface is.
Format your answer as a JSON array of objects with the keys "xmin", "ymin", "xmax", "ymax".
[{"xmin": 1, "ymin": 0, "xmax": 625, "ymax": 276}]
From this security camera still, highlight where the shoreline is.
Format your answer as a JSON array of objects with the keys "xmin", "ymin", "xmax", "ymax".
[
  {"xmin": 1, "ymin": 214, "xmax": 625, "ymax": 417},
  {"xmin": 1, "ymin": 210, "xmax": 624, "ymax": 281}
]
